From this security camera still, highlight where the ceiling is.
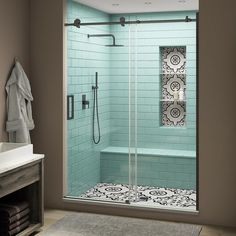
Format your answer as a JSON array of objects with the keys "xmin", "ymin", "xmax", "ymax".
[{"xmin": 74, "ymin": 0, "xmax": 199, "ymax": 14}]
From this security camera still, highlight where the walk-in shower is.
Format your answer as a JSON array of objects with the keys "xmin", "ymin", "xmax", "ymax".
[{"xmin": 65, "ymin": 0, "xmax": 198, "ymax": 212}]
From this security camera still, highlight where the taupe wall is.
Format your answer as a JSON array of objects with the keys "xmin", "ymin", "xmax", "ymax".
[
  {"xmin": 30, "ymin": 0, "xmax": 65, "ymax": 209},
  {"xmin": 0, "ymin": 0, "xmax": 30, "ymax": 141},
  {"xmin": 30, "ymin": 0, "xmax": 236, "ymax": 227},
  {"xmin": 198, "ymin": 0, "xmax": 236, "ymax": 226}
]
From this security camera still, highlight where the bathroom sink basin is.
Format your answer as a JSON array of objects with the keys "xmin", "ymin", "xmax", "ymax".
[
  {"xmin": 0, "ymin": 142, "xmax": 32, "ymax": 155},
  {"xmin": 0, "ymin": 142, "xmax": 34, "ymax": 173},
  {"xmin": 0, "ymin": 142, "xmax": 27, "ymax": 152}
]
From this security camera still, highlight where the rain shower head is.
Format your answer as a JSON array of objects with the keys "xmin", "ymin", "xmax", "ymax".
[
  {"xmin": 87, "ymin": 34, "xmax": 124, "ymax": 47},
  {"xmin": 105, "ymin": 44, "xmax": 124, "ymax": 47}
]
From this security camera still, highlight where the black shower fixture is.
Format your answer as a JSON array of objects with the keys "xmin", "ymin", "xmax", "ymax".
[
  {"xmin": 87, "ymin": 34, "xmax": 124, "ymax": 47},
  {"xmin": 92, "ymin": 72, "xmax": 101, "ymax": 144},
  {"xmin": 65, "ymin": 16, "xmax": 196, "ymax": 28}
]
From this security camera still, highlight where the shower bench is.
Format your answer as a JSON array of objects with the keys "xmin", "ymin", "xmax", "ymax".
[
  {"xmin": 100, "ymin": 146, "xmax": 196, "ymax": 190},
  {"xmin": 101, "ymin": 146, "xmax": 195, "ymax": 158}
]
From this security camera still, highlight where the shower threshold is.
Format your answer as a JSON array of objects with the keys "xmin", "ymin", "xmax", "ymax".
[{"xmin": 79, "ymin": 183, "xmax": 196, "ymax": 211}]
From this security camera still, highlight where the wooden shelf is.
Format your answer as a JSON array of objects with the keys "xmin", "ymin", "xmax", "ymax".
[
  {"xmin": 0, "ymin": 159, "xmax": 44, "ymax": 236},
  {"xmin": 17, "ymin": 223, "xmax": 42, "ymax": 236},
  {"xmin": 160, "ymin": 73, "xmax": 186, "ymax": 75},
  {"xmin": 160, "ymin": 99, "xmax": 186, "ymax": 102}
]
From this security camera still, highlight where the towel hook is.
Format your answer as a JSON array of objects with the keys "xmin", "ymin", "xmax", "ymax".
[{"xmin": 14, "ymin": 57, "xmax": 18, "ymax": 63}]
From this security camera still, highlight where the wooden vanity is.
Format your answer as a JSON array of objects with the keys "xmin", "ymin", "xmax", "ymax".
[{"xmin": 0, "ymin": 143, "xmax": 44, "ymax": 236}]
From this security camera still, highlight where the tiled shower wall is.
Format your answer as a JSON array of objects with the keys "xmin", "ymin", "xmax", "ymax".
[
  {"xmin": 67, "ymin": 1, "xmax": 111, "ymax": 195},
  {"xmin": 110, "ymin": 12, "xmax": 196, "ymax": 151},
  {"xmin": 67, "ymin": 0, "xmax": 197, "ymax": 196}
]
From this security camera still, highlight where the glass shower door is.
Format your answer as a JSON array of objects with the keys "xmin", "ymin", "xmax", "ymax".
[
  {"xmin": 99, "ymin": 17, "xmax": 139, "ymax": 205},
  {"xmin": 126, "ymin": 20, "xmax": 139, "ymax": 203},
  {"xmin": 134, "ymin": 16, "xmax": 197, "ymax": 210},
  {"xmin": 65, "ymin": 4, "xmax": 133, "ymax": 203}
]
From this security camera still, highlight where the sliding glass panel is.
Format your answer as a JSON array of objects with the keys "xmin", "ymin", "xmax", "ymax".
[
  {"xmin": 135, "ymin": 12, "xmax": 197, "ymax": 210},
  {"xmin": 66, "ymin": 0, "xmax": 131, "ymax": 203},
  {"xmin": 128, "ymin": 20, "xmax": 138, "ymax": 203},
  {"xmin": 100, "ymin": 17, "xmax": 131, "ymax": 203}
]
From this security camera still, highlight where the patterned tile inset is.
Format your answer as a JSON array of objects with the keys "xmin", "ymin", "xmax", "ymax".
[
  {"xmin": 161, "ymin": 46, "xmax": 186, "ymax": 127},
  {"xmin": 162, "ymin": 74, "xmax": 186, "ymax": 100},
  {"xmin": 162, "ymin": 101, "xmax": 186, "ymax": 126},
  {"xmin": 161, "ymin": 47, "xmax": 186, "ymax": 74},
  {"xmin": 79, "ymin": 183, "xmax": 196, "ymax": 210}
]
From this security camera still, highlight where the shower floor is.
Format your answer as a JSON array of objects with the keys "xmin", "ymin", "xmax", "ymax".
[{"xmin": 79, "ymin": 183, "xmax": 196, "ymax": 210}]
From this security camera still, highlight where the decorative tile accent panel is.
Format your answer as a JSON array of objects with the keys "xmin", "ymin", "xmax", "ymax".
[
  {"xmin": 161, "ymin": 47, "xmax": 186, "ymax": 74},
  {"xmin": 162, "ymin": 101, "xmax": 186, "ymax": 126},
  {"xmin": 160, "ymin": 46, "xmax": 187, "ymax": 127},
  {"xmin": 162, "ymin": 74, "xmax": 186, "ymax": 100}
]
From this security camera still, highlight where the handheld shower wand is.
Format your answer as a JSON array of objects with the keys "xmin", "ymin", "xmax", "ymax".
[
  {"xmin": 92, "ymin": 72, "xmax": 100, "ymax": 144},
  {"xmin": 92, "ymin": 72, "xmax": 99, "ymax": 89}
]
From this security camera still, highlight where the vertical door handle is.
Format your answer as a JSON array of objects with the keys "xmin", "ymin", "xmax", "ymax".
[{"xmin": 67, "ymin": 95, "xmax": 74, "ymax": 120}]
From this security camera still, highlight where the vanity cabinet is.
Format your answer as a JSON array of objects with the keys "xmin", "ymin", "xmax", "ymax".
[{"xmin": 0, "ymin": 156, "xmax": 44, "ymax": 236}]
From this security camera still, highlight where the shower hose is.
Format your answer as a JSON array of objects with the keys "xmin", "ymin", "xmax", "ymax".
[{"xmin": 92, "ymin": 86, "xmax": 101, "ymax": 144}]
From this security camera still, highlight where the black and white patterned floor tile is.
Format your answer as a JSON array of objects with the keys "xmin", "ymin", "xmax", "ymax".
[{"xmin": 79, "ymin": 183, "xmax": 196, "ymax": 210}]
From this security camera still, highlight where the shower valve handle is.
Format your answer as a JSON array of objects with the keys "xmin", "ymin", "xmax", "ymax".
[
  {"xmin": 82, "ymin": 100, "xmax": 89, "ymax": 108},
  {"xmin": 82, "ymin": 94, "xmax": 89, "ymax": 109}
]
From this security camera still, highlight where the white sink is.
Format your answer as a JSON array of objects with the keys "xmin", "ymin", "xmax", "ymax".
[
  {"xmin": 0, "ymin": 142, "xmax": 34, "ymax": 173},
  {"xmin": 0, "ymin": 142, "xmax": 33, "ymax": 156}
]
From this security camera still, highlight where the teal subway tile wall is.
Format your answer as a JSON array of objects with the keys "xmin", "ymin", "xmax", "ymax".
[
  {"xmin": 109, "ymin": 12, "xmax": 196, "ymax": 150},
  {"xmin": 67, "ymin": 0, "xmax": 111, "ymax": 195},
  {"xmin": 67, "ymin": 0, "xmax": 197, "ymax": 196}
]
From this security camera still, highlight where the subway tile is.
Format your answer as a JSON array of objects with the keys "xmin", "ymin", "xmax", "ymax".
[{"xmin": 67, "ymin": 0, "xmax": 197, "ymax": 196}]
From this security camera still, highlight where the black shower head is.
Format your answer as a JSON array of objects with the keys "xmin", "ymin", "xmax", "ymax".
[
  {"xmin": 88, "ymin": 34, "xmax": 124, "ymax": 47},
  {"xmin": 105, "ymin": 44, "xmax": 124, "ymax": 47}
]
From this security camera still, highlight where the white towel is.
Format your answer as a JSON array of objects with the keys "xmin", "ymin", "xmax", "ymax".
[{"xmin": 5, "ymin": 61, "xmax": 34, "ymax": 143}]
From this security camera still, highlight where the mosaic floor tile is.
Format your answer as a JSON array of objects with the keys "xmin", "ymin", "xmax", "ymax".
[{"xmin": 79, "ymin": 183, "xmax": 196, "ymax": 210}]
